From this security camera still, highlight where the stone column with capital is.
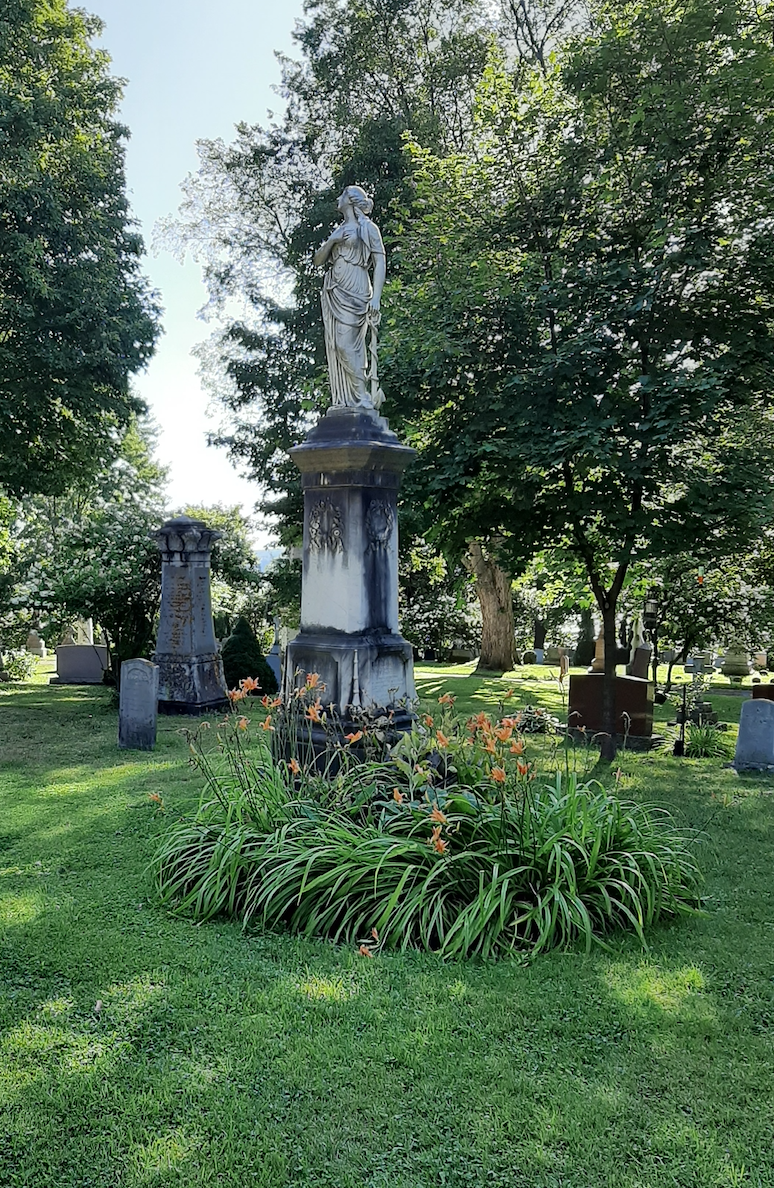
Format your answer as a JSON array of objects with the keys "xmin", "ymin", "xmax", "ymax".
[
  {"xmin": 152, "ymin": 515, "xmax": 229, "ymax": 714},
  {"xmin": 285, "ymin": 406, "xmax": 416, "ymax": 729}
]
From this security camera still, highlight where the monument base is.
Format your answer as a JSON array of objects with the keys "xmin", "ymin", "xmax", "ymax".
[
  {"xmin": 285, "ymin": 628, "xmax": 415, "ymax": 720},
  {"xmin": 155, "ymin": 651, "xmax": 229, "ymax": 715}
]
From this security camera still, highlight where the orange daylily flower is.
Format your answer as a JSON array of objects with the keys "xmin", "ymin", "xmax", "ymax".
[
  {"xmin": 422, "ymin": 713, "xmax": 434, "ymax": 728},
  {"xmin": 490, "ymin": 766, "xmax": 507, "ymax": 784},
  {"xmin": 438, "ymin": 692, "xmax": 455, "ymax": 705},
  {"xmin": 510, "ymin": 738, "xmax": 525, "ymax": 755},
  {"xmin": 468, "ymin": 711, "xmax": 491, "ymax": 732},
  {"xmin": 237, "ymin": 717, "xmax": 249, "ymax": 731},
  {"xmin": 307, "ymin": 699, "xmax": 323, "ymax": 722},
  {"xmin": 429, "ymin": 804, "xmax": 447, "ymax": 824},
  {"xmin": 345, "ymin": 730, "xmax": 364, "ymax": 744},
  {"xmin": 495, "ymin": 726, "xmax": 513, "ymax": 742},
  {"xmin": 393, "ymin": 788, "xmax": 404, "ymax": 804},
  {"xmin": 503, "ymin": 688, "xmax": 515, "ymax": 700},
  {"xmin": 435, "ymin": 729, "xmax": 450, "ymax": 749},
  {"xmin": 371, "ymin": 928, "xmax": 379, "ymax": 941},
  {"xmin": 517, "ymin": 761, "xmax": 529, "ymax": 777},
  {"xmin": 428, "ymin": 826, "xmax": 448, "ymax": 854},
  {"xmin": 358, "ymin": 944, "xmax": 374, "ymax": 958},
  {"xmin": 305, "ymin": 672, "xmax": 321, "ymax": 689},
  {"xmin": 240, "ymin": 676, "xmax": 260, "ymax": 692},
  {"xmin": 228, "ymin": 688, "xmax": 246, "ymax": 702},
  {"xmin": 483, "ymin": 738, "xmax": 497, "ymax": 754},
  {"xmin": 147, "ymin": 791, "xmax": 164, "ymax": 806},
  {"xmin": 288, "ymin": 757, "xmax": 301, "ymax": 775},
  {"xmin": 260, "ymin": 715, "xmax": 274, "ymax": 732}
]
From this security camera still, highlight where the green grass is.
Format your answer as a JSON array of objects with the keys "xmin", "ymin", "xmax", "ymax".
[{"xmin": 1, "ymin": 663, "xmax": 774, "ymax": 1186}]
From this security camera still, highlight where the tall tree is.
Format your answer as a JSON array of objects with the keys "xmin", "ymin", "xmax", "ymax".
[
  {"xmin": 0, "ymin": 0, "xmax": 160, "ymax": 497},
  {"xmin": 168, "ymin": 0, "xmax": 508, "ymax": 652},
  {"xmin": 386, "ymin": 0, "xmax": 774, "ymax": 754}
]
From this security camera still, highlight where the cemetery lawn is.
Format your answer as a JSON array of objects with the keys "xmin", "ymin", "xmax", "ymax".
[{"xmin": 2, "ymin": 667, "xmax": 773, "ymax": 1187}]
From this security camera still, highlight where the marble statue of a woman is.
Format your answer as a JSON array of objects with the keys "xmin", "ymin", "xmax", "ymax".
[{"xmin": 314, "ymin": 185, "xmax": 386, "ymax": 411}]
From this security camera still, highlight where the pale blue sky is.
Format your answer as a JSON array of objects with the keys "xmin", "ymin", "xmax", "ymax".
[{"xmin": 83, "ymin": 0, "xmax": 306, "ymax": 531}]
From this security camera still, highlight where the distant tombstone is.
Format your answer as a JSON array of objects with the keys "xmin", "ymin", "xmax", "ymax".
[
  {"xmin": 51, "ymin": 644, "xmax": 109, "ymax": 684},
  {"xmin": 522, "ymin": 650, "xmax": 537, "ymax": 665},
  {"xmin": 630, "ymin": 644, "xmax": 652, "ymax": 680},
  {"xmin": 544, "ymin": 646, "xmax": 562, "ymax": 664},
  {"xmin": 588, "ymin": 632, "xmax": 605, "ymax": 673},
  {"xmin": 118, "ymin": 659, "xmax": 159, "ymax": 751},
  {"xmin": 722, "ymin": 644, "xmax": 751, "ymax": 682},
  {"xmin": 559, "ymin": 653, "xmax": 570, "ymax": 678},
  {"xmin": 26, "ymin": 629, "xmax": 46, "ymax": 658},
  {"xmin": 734, "ymin": 699, "xmax": 774, "ymax": 770},
  {"xmin": 266, "ymin": 616, "xmax": 282, "ymax": 688}
]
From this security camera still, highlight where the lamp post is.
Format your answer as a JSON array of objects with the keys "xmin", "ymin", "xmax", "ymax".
[{"xmin": 643, "ymin": 590, "xmax": 659, "ymax": 686}]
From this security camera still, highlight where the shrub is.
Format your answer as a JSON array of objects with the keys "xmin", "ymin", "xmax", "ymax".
[
  {"xmin": 1, "ymin": 650, "xmax": 37, "ymax": 681},
  {"xmin": 153, "ymin": 699, "xmax": 702, "ymax": 957},
  {"xmin": 221, "ymin": 616, "xmax": 278, "ymax": 694}
]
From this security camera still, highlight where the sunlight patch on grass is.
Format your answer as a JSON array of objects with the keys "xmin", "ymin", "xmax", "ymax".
[
  {"xmin": 603, "ymin": 962, "xmax": 709, "ymax": 1015},
  {"xmin": 296, "ymin": 972, "xmax": 357, "ymax": 1002},
  {"xmin": 0, "ymin": 887, "xmax": 46, "ymax": 925},
  {"xmin": 130, "ymin": 1128, "xmax": 197, "ymax": 1182}
]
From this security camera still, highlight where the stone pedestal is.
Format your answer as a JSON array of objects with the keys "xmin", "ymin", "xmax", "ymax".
[
  {"xmin": 285, "ymin": 408, "xmax": 416, "ymax": 724},
  {"xmin": 152, "ymin": 516, "xmax": 228, "ymax": 715}
]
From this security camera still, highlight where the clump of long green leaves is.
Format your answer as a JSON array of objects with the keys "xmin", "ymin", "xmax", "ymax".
[
  {"xmin": 685, "ymin": 721, "xmax": 732, "ymax": 759},
  {"xmin": 152, "ymin": 683, "xmax": 702, "ymax": 957}
]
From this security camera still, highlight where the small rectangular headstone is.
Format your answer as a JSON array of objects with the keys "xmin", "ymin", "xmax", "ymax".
[
  {"xmin": 118, "ymin": 659, "xmax": 159, "ymax": 751},
  {"xmin": 734, "ymin": 699, "xmax": 774, "ymax": 770}
]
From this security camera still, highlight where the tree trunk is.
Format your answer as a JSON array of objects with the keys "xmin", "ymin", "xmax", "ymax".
[
  {"xmin": 533, "ymin": 618, "xmax": 547, "ymax": 651},
  {"xmin": 465, "ymin": 541, "xmax": 515, "ymax": 673},
  {"xmin": 600, "ymin": 602, "xmax": 619, "ymax": 762}
]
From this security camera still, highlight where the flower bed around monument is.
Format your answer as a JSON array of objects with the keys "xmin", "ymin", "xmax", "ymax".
[{"xmin": 152, "ymin": 677, "xmax": 702, "ymax": 957}]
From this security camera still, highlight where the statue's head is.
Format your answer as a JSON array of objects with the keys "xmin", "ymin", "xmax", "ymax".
[{"xmin": 338, "ymin": 185, "xmax": 374, "ymax": 217}]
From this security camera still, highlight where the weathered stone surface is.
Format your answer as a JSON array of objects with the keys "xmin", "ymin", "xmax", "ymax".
[
  {"xmin": 51, "ymin": 644, "xmax": 109, "ymax": 684},
  {"xmin": 152, "ymin": 516, "xmax": 228, "ymax": 714},
  {"xmin": 118, "ymin": 659, "xmax": 158, "ymax": 751},
  {"xmin": 286, "ymin": 407, "xmax": 416, "ymax": 718},
  {"xmin": 734, "ymin": 699, "xmax": 774, "ymax": 770}
]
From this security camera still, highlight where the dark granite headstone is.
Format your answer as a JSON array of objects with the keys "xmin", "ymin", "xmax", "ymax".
[
  {"xmin": 118, "ymin": 659, "xmax": 159, "ymax": 751},
  {"xmin": 568, "ymin": 673, "xmax": 653, "ymax": 737}
]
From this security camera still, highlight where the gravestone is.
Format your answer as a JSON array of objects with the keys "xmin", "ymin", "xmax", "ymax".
[
  {"xmin": 152, "ymin": 516, "xmax": 229, "ymax": 714},
  {"xmin": 721, "ymin": 644, "xmax": 750, "ymax": 682},
  {"xmin": 630, "ymin": 643, "xmax": 652, "ymax": 680},
  {"xmin": 51, "ymin": 644, "xmax": 109, "ymax": 684},
  {"xmin": 734, "ymin": 699, "xmax": 774, "ymax": 770},
  {"xmin": 118, "ymin": 659, "xmax": 159, "ymax": 751},
  {"xmin": 25, "ymin": 629, "xmax": 46, "ymax": 658},
  {"xmin": 569, "ymin": 673, "xmax": 654, "ymax": 739},
  {"xmin": 588, "ymin": 632, "xmax": 605, "ymax": 673},
  {"xmin": 265, "ymin": 616, "xmax": 282, "ymax": 688}
]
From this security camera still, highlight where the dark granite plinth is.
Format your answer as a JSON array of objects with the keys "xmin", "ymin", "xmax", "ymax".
[{"xmin": 568, "ymin": 673, "xmax": 654, "ymax": 737}]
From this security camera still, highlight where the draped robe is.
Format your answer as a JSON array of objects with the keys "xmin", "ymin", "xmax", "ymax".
[{"xmin": 321, "ymin": 221, "xmax": 384, "ymax": 409}]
